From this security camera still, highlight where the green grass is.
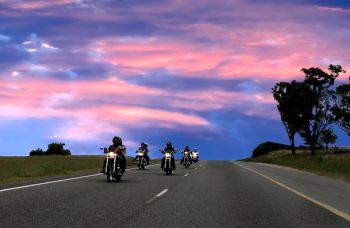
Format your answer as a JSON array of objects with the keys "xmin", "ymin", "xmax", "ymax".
[
  {"xmin": 244, "ymin": 150, "xmax": 350, "ymax": 182},
  {"xmin": 0, "ymin": 155, "xmax": 158, "ymax": 184}
]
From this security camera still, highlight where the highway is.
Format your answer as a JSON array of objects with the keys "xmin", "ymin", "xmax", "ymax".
[{"xmin": 0, "ymin": 161, "xmax": 349, "ymax": 228}]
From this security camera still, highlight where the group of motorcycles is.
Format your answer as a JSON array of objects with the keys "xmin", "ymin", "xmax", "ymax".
[
  {"xmin": 150, "ymin": 149, "xmax": 200, "ymax": 175},
  {"xmin": 101, "ymin": 147, "xmax": 200, "ymax": 182}
]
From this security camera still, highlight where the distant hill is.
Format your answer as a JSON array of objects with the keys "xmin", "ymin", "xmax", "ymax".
[{"xmin": 252, "ymin": 141, "xmax": 291, "ymax": 158}]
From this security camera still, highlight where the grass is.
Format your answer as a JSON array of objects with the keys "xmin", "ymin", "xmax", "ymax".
[
  {"xmin": 243, "ymin": 149, "xmax": 350, "ymax": 182},
  {"xmin": 0, "ymin": 155, "xmax": 159, "ymax": 184}
]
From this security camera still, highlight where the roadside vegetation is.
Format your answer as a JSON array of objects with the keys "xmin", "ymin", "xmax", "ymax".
[
  {"xmin": 272, "ymin": 64, "xmax": 349, "ymax": 155},
  {"xmin": 245, "ymin": 64, "xmax": 350, "ymax": 182},
  {"xmin": 0, "ymin": 156, "xmax": 136, "ymax": 184},
  {"xmin": 29, "ymin": 142, "xmax": 71, "ymax": 156},
  {"xmin": 244, "ymin": 149, "xmax": 350, "ymax": 181}
]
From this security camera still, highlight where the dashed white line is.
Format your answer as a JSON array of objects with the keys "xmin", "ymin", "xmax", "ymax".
[
  {"xmin": 0, "ymin": 164, "xmax": 160, "ymax": 193},
  {"xmin": 184, "ymin": 173, "xmax": 189, "ymax": 177},
  {"xmin": 156, "ymin": 189, "xmax": 168, "ymax": 197},
  {"xmin": 145, "ymin": 189, "xmax": 169, "ymax": 204}
]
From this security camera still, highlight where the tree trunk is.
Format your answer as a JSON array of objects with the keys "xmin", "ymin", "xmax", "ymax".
[
  {"xmin": 310, "ymin": 144, "xmax": 316, "ymax": 155},
  {"xmin": 291, "ymin": 137, "xmax": 296, "ymax": 155}
]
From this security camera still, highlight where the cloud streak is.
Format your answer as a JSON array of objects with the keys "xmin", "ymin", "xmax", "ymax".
[{"xmin": 0, "ymin": 0, "xmax": 349, "ymax": 158}]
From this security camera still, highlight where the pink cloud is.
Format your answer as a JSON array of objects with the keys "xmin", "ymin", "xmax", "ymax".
[
  {"xmin": 0, "ymin": 0, "xmax": 76, "ymax": 10},
  {"xmin": 92, "ymin": 21, "xmax": 350, "ymax": 81},
  {"xmin": 0, "ymin": 77, "xmax": 211, "ymax": 142},
  {"xmin": 316, "ymin": 6, "xmax": 350, "ymax": 13}
]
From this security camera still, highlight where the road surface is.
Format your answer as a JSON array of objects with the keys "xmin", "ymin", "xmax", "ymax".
[{"xmin": 0, "ymin": 161, "xmax": 349, "ymax": 227}]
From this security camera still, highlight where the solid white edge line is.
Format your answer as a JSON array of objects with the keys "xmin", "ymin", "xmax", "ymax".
[{"xmin": 0, "ymin": 164, "xmax": 160, "ymax": 193}]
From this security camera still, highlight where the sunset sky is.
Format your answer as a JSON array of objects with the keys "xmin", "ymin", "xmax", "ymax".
[{"xmin": 0, "ymin": 0, "xmax": 349, "ymax": 159}]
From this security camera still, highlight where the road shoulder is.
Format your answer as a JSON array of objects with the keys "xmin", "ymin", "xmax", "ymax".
[{"xmin": 234, "ymin": 161, "xmax": 350, "ymax": 221}]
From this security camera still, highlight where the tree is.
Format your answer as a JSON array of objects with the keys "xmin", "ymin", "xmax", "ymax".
[
  {"xmin": 319, "ymin": 129, "xmax": 337, "ymax": 150},
  {"xmin": 272, "ymin": 64, "xmax": 345, "ymax": 156},
  {"xmin": 296, "ymin": 64, "xmax": 343, "ymax": 155},
  {"xmin": 46, "ymin": 143, "xmax": 71, "ymax": 155},
  {"xmin": 272, "ymin": 81, "xmax": 305, "ymax": 155},
  {"xmin": 332, "ymin": 77, "xmax": 350, "ymax": 135}
]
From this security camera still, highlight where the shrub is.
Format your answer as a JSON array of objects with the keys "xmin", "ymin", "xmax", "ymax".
[
  {"xmin": 29, "ymin": 143, "xmax": 71, "ymax": 156},
  {"xmin": 46, "ymin": 143, "xmax": 71, "ymax": 155},
  {"xmin": 252, "ymin": 141, "xmax": 291, "ymax": 158},
  {"xmin": 29, "ymin": 148, "xmax": 45, "ymax": 156}
]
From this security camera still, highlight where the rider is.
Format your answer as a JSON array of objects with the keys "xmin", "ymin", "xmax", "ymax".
[
  {"xmin": 134, "ymin": 142, "xmax": 150, "ymax": 164},
  {"xmin": 192, "ymin": 148, "xmax": 199, "ymax": 161},
  {"xmin": 180, "ymin": 145, "xmax": 192, "ymax": 164},
  {"xmin": 101, "ymin": 136, "xmax": 127, "ymax": 173},
  {"xmin": 161, "ymin": 142, "xmax": 176, "ymax": 169}
]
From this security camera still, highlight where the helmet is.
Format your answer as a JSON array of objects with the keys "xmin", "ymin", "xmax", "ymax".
[
  {"xmin": 141, "ymin": 142, "xmax": 148, "ymax": 147},
  {"xmin": 194, "ymin": 148, "xmax": 197, "ymax": 151},
  {"xmin": 112, "ymin": 136, "xmax": 122, "ymax": 145},
  {"xmin": 185, "ymin": 145, "xmax": 189, "ymax": 150},
  {"xmin": 166, "ymin": 142, "xmax": 172, "ymax": 147}
]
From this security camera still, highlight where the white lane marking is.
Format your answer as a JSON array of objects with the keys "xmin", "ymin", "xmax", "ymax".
[
  {"xmin": 145, "ymin": 189, "xmax": 169, "ymax": 204},
  {"xmin": 156, "ymin": 189, "xmax": 168, "ymax": 197},
  {"xmin": 0, "ymin": 164, "xmax": 160, "ymax": 193},
  {"xmin": 184, "ymin": 173, "xmax": 189, "ymax": 177},
  {"xmin": 234, "ymin": 162, "xmax": 350, "ymax": 222},
  {"xmin": 195, "ymin": 168, "xmax": 198, "ymax": 170}
]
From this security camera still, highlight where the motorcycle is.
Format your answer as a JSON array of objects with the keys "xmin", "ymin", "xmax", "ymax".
[
  {"xmin": 135, "ymin": 150, "xmax": 147, "ymax": 170},
  {"xmin": 192, "ymin": 152, "xmax": 199, "ymax": 163},
  {"xmin": 102, "ymin": 148, "xmax": 123, "ymax": 183},
  {"xmin": 183, "ymin": 151, "xmax": 191, "ymax": 168},
  {"xmin": 162, "ymin": 150, "xmax": 176, "ymax": 175}
]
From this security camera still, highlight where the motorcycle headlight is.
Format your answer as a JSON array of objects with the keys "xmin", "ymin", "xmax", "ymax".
[
  {"xmin": 107, "ymin": 152, "xmax": 115, "ymax": 158},
  {"xmin": 165, "ymin": 153, "xmax": 171, "ymax": 158},
  {"xmin": 138, "ymin": 153, "xmax": 143, "ymax": 156}
]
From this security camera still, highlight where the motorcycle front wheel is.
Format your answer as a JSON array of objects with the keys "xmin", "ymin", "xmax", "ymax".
[{"xmin": 107, "ymin": 165, "xmax": 113, "ymax": 183}]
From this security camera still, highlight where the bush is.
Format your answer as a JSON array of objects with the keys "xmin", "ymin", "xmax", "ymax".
[
  {"xmin": 46, "ymin": 143, "xmax": 71, "ymax": 155},
  {"xmin": 252, "ymin": 141, "xmax": 291, "ymax": 158},
  {"xmin": 29, "ymin": 143, "xmax": 71, "ymax": 156},
  {"xmin": 29, "ymin": 148, "xmax": 45, "ymax": 156}
]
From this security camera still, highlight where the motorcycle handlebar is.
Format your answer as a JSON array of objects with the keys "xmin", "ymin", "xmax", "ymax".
[{"xmin": 100, "ymin": 147, "xmax": 108, "ymax": 153}]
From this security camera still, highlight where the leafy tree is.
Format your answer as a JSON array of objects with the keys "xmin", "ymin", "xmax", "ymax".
[
  {"xmin": 46, "ymin": 142, "xmax": 71, "ymax": 155},
  {"xmin": 332, "ymin": 77, "xmax": 350, "ymax": 135},
  {"xmin": 296, "ymin": 64, "xmax": 343, "ymax": 155},
  {"xmin": 273, "ymin": 64, "xmax": 345, "ymax": 156},
  {"xmin": 319, "ymin": 129, "xmax": 337, "ymax": 150},
  {"xmin": 29, "ymin": 148, "xmax": 45, "ymax": 156},
  {"xmin": 272, "ymin": 81, "xmax": 305, "ymax": 155}
]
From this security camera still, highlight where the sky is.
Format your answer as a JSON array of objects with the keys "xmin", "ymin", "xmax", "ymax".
[{"xmin": 0, "ymin": 0, "xmax": 350, "ymax": 159}]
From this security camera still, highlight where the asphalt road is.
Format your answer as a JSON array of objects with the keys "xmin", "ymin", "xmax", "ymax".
[{"xmin": 0, "ymin": 161, "xmax": 349, "ymax": 228}]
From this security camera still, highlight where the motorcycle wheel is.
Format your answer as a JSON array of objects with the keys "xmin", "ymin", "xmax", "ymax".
[
  {"xmin": 116, "ymin": 175, "xmax": 121, "ymax": 182},
  {"xmin": 107, "ymin": 165, "xmax": 112, "ymax": 183},
  {"xmin": 141, "ymin": 165, "xmax": 145, "ymax": 170}
]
